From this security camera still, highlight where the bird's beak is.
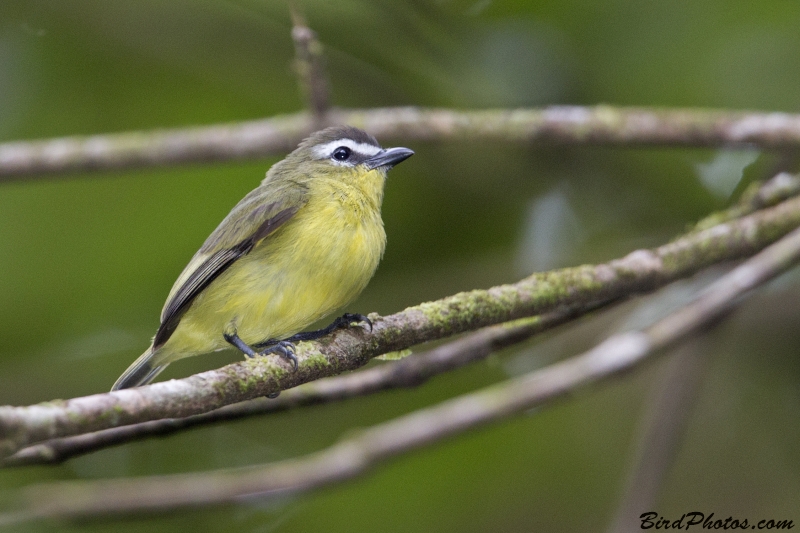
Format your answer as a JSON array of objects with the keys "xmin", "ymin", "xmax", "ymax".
[{"xmin": 363, "ymin": 147, "xmax": 414, "ymax": 170}]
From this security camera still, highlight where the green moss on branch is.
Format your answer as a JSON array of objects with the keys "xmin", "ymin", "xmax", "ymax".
[{"xmin": 3, "ymin": 188, "xmax": 800, "ymax": 459}]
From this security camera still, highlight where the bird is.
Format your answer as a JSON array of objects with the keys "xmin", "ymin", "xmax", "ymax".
[{"xmin": 111, "ymin": 125, "xmax": 413, "ymax": 390}]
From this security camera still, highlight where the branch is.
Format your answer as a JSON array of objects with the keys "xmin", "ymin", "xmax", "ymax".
[
  {"xmin": 690, "ymin": 171, "xmax": 800, "ymax": 232},
  {"xmin": 3, "ymin": 185, "xmax": 800, "ymax": 459},
  {"xmin": 607, "ymin": 338, "xmax": 711, "ymax": 533},
  {"xmin": 290, "ymin": 8, "xmax": 330, "ymax": 119},
  {"xmin": 10, "ymin": 169, "xmax": 791, "ymax": 466},
  {"xmin": 2, "ymin": 300, "xmax": 613, "ymax": 467},
  {"xmin": 6, "ymin": 106, "xmax": 800, "ymax": 180},
  {"xmin": 9, "ymin": 221, "xmax": 800, "ymax": 522}
]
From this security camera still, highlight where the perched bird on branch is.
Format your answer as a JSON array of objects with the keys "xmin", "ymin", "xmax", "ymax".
[{"xmin": 112, "ymin": 126, "xmax": 413, "ymax": 390}]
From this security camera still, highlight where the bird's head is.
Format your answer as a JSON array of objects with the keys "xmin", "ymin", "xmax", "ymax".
[{"xmin": 268, "ymin": 126, "xmax": 414, "ymax": 187}]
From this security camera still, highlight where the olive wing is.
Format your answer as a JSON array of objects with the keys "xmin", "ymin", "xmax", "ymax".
[{"xmin": 153, "ymin": 182, "xmax": 308, "ymax": 349}]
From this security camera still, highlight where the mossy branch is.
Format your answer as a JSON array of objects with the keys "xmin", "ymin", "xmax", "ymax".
[
  {"xmin": 3, "ymin": 177, "xmax": 800, "ymax": 460},
  {"xmin": 1, "ymin": 301, "xmax": 611, "ymax": 467},
  {"xmin": 689, "ymin": 171, "xmax": 800, "ymax": 232},
  {"xmin": 7, "ymin": 220, "xmax": 800, "ymax": 522},
  {"xmin": 5, "ymin": 106, "xmax": 800, "ymax": 180}
]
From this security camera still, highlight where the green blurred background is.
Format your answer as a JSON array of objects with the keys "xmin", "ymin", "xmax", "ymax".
[{"xmin": 1, "ymin": 1, "xmax": 799, "ymax": 531}]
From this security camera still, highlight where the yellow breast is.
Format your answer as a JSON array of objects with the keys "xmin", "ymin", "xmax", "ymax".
[{"xmin": 155, "ymin": 169, "xmax": 387, "ymax": 364}]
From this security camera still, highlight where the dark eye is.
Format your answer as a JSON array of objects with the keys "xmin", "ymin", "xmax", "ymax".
[{"xmin": 333, "ymin": 146, "xmax": 351, "ymax": 161}]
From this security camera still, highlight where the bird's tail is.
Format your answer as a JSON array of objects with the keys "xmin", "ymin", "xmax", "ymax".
[{"xmin": 111, "ymin": 346, "xmax": 169, "ymax": 391}]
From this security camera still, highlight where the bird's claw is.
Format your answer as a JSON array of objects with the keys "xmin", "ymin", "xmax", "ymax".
[
  {"xmin": 259, "ymin": 340, "xmax": 298, "ymax": 371},
  {"xmin": 342, "ymin": 313, "xmax": 372, "ymax": 332}
]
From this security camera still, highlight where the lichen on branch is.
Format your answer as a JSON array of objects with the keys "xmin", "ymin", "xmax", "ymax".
[{"xmin": 2, "ymin": 181, "xmax": 800, "ymax": 460}]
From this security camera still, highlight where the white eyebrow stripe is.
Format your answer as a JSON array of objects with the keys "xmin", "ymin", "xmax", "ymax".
[{"xmin": 312, "ymin": 139, "xmax": 382, "ymax": 159}]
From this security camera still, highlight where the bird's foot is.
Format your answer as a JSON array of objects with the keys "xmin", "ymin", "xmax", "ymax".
[
  {"xmin": 255, "ymin": 339, "xmax": 298, "ymax": 371},
  {"xmin": 246, "ymin": 313, "xmax": 373, "ymax": 372},
  {"xmin": 283, "ymin": 313, "xmax": 373, "ymax": 344},
  {"xmin": 339, "ymin": 313, "xmax": 373, "ymax": 332},
  {"xmin": 225, "ymin": 329, "xmax": 298, "ymax": 371}
]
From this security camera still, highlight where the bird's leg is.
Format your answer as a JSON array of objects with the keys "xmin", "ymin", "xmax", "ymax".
[
  {"xmin": 223, "ymin": 329, "xmax": 259, "ymax": 357},
  {"xmin": 224, "ymin": 329, "xmax": 298, "ymax": 370},
  {"xmin": 283, "ymin": 313, "xmax": 373, "ymax": 343},
  {"xmin": 250, "ymin": 314, "xmax": 370, "ymax": 370}
]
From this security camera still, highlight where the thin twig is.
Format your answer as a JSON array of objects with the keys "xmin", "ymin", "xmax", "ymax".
[
  {"xmin": 1, "ymin": 300, "xmax": 615, "ymax": 467},
  {"xmin": 607, "ymin": 338, "xmax": 712, "ymax": 533},
  {"xmin": 6, "ymin": 106, "xmax": 800, "ymax": 180},
  {"xmin": 290, "ymin": 7, "xmax": 330, "ymax": 120},
  {"xmin": 3, "ymin": 188, "xmax": 800, "ymax": 459},
  {"xmin": 9, "ymin": 222, "xmax": 800, "ymax": 521}
]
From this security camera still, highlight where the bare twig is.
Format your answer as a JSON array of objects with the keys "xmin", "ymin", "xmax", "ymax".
[
  {"xmin": 7, "ymin": 106, "xmax": 800, "ymax": 180},
  {"xmin": 3, "ymin": 188, "xmax": 800, "ymax": 459},
  {"xmin": 9, "ymin": 222, "xmax": 800, "ymax": 522},
  {"xmin": 607, "ymin": 338, "xmax": 712, "ymax": 533},
  {"xmin": 290, "ymin": 8, "xmax": 330, "ymax": 119},
  {"xmin": 2, "ymin": 300, "xmax": 615, "ymax": 467}
]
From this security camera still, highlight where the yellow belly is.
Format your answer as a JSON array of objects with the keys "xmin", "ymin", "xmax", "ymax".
[{"xmin": 154, "ymin": 197, "xmax": 385, "ymax": 365}]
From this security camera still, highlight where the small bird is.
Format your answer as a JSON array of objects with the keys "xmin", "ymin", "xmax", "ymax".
[{"xmin": 112, "ymin": 126, "xmax": 413, "ymax": 390}]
